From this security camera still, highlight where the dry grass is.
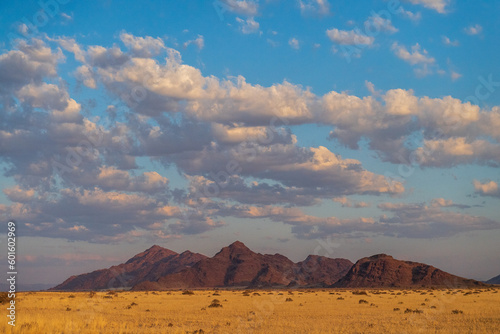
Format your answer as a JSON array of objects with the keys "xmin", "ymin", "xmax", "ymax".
[{"xmin": 1, "ymin": 288, "xmax": 499, "ymax": 333}]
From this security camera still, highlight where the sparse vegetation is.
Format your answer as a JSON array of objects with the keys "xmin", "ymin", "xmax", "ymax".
[
  {"xmin": 0, "ymin": 292, "xmax": 9, "ymax": 304},
  {"xmin": 1, "ymin": 288, "xmax": 499, "ymax": 333}
]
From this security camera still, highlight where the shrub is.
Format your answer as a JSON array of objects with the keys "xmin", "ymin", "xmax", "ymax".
[
  {"xmin": 404, "ymin": 308, "xmax": 423, "ymax": 314},
  {"xmin": 208, "ymin": 299, "xmax": 222, "ymax": 308},
  {"xmin": 352, "ymin": 291, "xmax": 368, "ymax": 295},
  {"xmin": 0, "ymin": 292, "xmax": 9, "ymax": 304},
  {"xmin": 393, "ymin": 308, "xmax": 400, "ymax": 311},
  {"xmin": 285, "ymin": 298, "xmax": 293, "ymax": 302},
  {"xmin": 359, "ymin": 299, "xmax": 369, "ymax": 304},
  {"xmin": 452, "ymin": 309, "xmax": 463, "ymax": 314},
  {"xmin": 182, "ymin": 290, "xmax": 194, "ymax": 295}
]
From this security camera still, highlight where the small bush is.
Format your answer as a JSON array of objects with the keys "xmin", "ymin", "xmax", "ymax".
[
  {"xmin": 359, "ymin": 299, "xmax": 369, "ymax": 304},
  {"xmin": 451, "ymin": 309, "xmax": 463, "ymax": 314},
  {"xmin": 182, "ymin": 290, "xmax": 194, "ymax": 295},
  {"xmin": 393, "ymin": 308, "xmax": 400, "ymax": 311},
  {"xmin": 208, "ymin": 299, "xmax": 222, "ymax": 308},
  {"xmin": 404, "ymin": 308, "xmax": 423, "ymax": 314},
  {"xmin": 68, "ymin": 295, "xmax": 76, "ymax": 298},
  {"xmin": 337, "ymin": 297, "xmax": 344, "ymax": 300},
  {"xmin": 0, "ymin": 292, "xmax": 9, "ymax": 304},
  {"xmin": 88, "ymin": 291, "xmax": 96, "ymax": 298},
  {"xmin": 352, "ymin": 291, "xmax": 368, "ymax": 295},
  {"xmin": 285, "ymin": 298, "xmax": 293, "ymax": 302},
  {"xmin": 66, "ymin": 307, "xmax": 71, "ymax": 311}
]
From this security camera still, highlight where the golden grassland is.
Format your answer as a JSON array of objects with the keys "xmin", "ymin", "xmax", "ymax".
[{"xmin": 1, "ymin": 287, "xmax": 499, "ymax": 333}]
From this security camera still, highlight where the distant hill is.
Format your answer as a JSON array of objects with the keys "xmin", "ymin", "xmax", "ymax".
[
  {"xmin": 132, "ymin": 241, "xmax": 353, "ymax": 290},
  {"xmin": 52, "ymin": 242, "xmax": 489, "ymax": 291},
  {"xmin": 333, "ymin": 254, "xmax": 485, "ymax": 288},
  {"xmin": 486, "ymin": 274, "xmax": 500, "ymax": 284},
  {"xmin": 51, "ymin": 245, "xmax": 207, "ymax": 291}
]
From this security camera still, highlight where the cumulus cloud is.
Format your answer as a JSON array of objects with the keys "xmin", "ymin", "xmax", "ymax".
[
  {"xmin": 220, "ymin": 0, "xmax": 258, "ymax": 16},
  {"xmin": 120, "ymin": 33, "xmax": 165, "ymax": 57},
  {"xmin": 326, "ymin": 28, "xmax": 374, "ymax": 45},
  {"xmin": 364, "ymin": 14, "xmax": 398, "ymax": 34},
  {"xmin": 464, "ymin": 24, "xmax": 483, "ymax": 36},
  {"xmin": 289, "ymin": 37, "xmax": 300, "ymax": 50},
  {"xmin": 473, "ymin": 180, "xmax": 500, "ymax": 198},
  {"xmin": 333, "ymin": 197, "xmax": 371, "ymax": 208},
  {"xmin": 299, "ymin": 0, "xmax": 330, "ymax": 17},
  {"xmin": 1, "ymin": 35, "xmax": 499, "ymax": 244},
  {"xmin": 183, "ymin": 35, "xmax": 205, "ymax": 50},
  {"xmin": 403, "ymin": 0, "xmax": 449, "ymax": 13},
  {"xmin": 236, "ymin": 17, "xmax": 260, "ymax": 34},
  {"xmin": 391, "ymin": 42, "xmax": 436, "ymax": 76},
  {"xmin": 442, "ymin": 35, "xmax": 460, "ymax": 47},
  {"xmin": 399, "ymin": 9, "xmax": 422, "ymax": 21}
]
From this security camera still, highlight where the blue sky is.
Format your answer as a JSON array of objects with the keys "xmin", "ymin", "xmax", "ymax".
[{"xmin": 0, "ymin": 0, "xmax": 499, "ymax": 285}]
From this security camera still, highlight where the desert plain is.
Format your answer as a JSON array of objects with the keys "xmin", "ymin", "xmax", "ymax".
[{"xmin": 2, "ymin": 288, "xmax": 499, "ymax": 333}]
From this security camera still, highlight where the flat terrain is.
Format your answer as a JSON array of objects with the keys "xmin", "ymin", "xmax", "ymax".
[{"xmin": 2, "ymin": 288, "xmax": 500, "ymax": 333}]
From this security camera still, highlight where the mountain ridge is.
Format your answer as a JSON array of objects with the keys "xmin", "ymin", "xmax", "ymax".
[{"xmin": 51, "ymin": 242, "xmax": 488, "ymax": 291}]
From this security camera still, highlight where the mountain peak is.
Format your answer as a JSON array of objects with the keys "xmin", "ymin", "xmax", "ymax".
[
  {"xmin": 147, "ymin": 245, "xmax": 164, "ymax": 251},
  {"xmin": 368, "ymin": 254, "xmax": 393, "ymax": 260},
  {"xmin": 228, "ymin": 240, "xmax": 248, "ymax": 249}
]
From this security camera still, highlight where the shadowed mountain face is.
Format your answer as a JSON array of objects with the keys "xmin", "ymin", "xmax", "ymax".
[
  {"xmin": 51, "ymin": 245, "xmax": 207, "ymax": 291},
  {"xmin": 333, "ymin": 254, "xmax": 485, "ymax": 288},
  {"xmin": 486, "ymin": 274, "xmax": 500, "ymax": 284},
  {"xmin": 132, "ymin": 241, "xmax": 353, "ymax": 290},
  {"xmin": 53, "ymin": 243, "xmax": 487, "ymax": 291}
]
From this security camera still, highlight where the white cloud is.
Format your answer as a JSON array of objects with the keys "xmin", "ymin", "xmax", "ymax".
[
  {"xmin": 442, "ymin": 35, "xmax": 460, "ymax": 47},
  {"xmin": 221, "ymin": 0, "xmax": 259, "ymax": 16},
  {"xmin": 473, "ymin": 180, "xmax": 500, "ymax": 198},
  {"xmin": 364, "ymin": 14, "xmax": 398, "ymax": 34},
  {"xmin": 120, "ymin": 32, "xmax": 165, "ymax": 57},
  {"xmin": 299, "ymin": 0, "xmax": 330, "ymax": 17},
  {"xmin": 464, "ymin": 24, "xmax": 483, "ymax": 35},
  {"xmin": 289, "ymin": 37, "xmax": 300, "ymax": 50},
  {"xmin": 326, "ymin": 28, "xmax": 374, "ymax": 45},
  {"xmin": 392, "ymin": 42, "xmax": 434, "ymax": 65},
  {"xmin": 2, "ymin": 36, "xmax": 500, "ymax": 244},
  {"xmin": 391, "ymin": 42, "xmax": 436, "ymax": 77},
  {"xmin": 399, "ymin": 9, "xmax": 422, "ymax": 21},
  {"xmin": 236, "ymin": 17, "xmax": 260, "ymax": 34},
  {"xmin": 450, "ymin": 71, "xmax": 462, "ymax": 81},
  {"xmin": 183, "ymin": 35, "xmax": 205, "ymax": 50},
  {"xmin": 403, "ymin": 0, "xmax": 449, "ymax": 14}
]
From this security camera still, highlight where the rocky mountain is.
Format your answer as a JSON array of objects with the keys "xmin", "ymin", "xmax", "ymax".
[
  {"xmin": 486, "ymin": 274, "xmax": 500, "ymax": 284},
  {"xmin": 132, "ymin": 241, "xmax": 353, "ymax": 290},
  {"xmin": 51, "ymin": 245, "xmax": 207, "ymax": 291},
  {"xmin": 333, "ymin": 254, "xmax": 485, "ymax": 288},
  {"xmin": 53, "ymin": 243, "xmax": 488, "ymax": 291}
]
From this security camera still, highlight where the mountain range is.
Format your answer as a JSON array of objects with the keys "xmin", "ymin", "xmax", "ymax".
[{"xmin": 51, "ymin": 241, "xmax": 487, "ymax": 291}]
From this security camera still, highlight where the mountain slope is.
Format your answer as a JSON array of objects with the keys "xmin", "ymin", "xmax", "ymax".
[
  {"xmin": 132, "ymin": 241, "xmax": 353, "ymax": 290},
  {"xmin": 333, "ymin": 254, "xmax": 485, "ymax": 288},
  {"xmin": 51, "ymin": 245, "xmax": 207, "ymax": 290},
  {"xmin": 486, "ymin": 274, "xmax": 500, "ymax": 284}
]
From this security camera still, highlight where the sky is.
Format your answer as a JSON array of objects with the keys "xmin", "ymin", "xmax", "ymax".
[{"xmin": 0, "ymin": 0, "xmax": 499, "ymax": 286}]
